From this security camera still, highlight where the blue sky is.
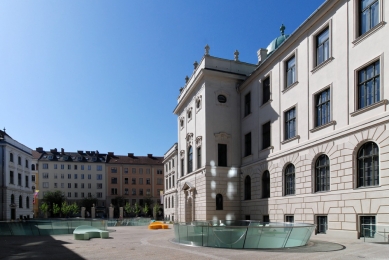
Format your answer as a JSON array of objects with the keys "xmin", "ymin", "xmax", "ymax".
[{"xmin": 0, "ymin": 0, "xmax": 325, "ymax": 156}]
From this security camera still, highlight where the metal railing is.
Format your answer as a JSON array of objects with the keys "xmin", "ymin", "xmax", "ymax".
[{"xmin": 361, "ymin": 224, "xmax": 389, "ymax": 243}]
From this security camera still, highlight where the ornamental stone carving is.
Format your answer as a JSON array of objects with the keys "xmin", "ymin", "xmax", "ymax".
[
  {"xmin": 195, "ymin": 136, "xmax": 202, "ymax": 148},
  {"xmin": 214, "ymin": 132, "xmax": 231, "ymax": 141},
  {"xmin": 180, "ymin": 150, "xmax": 185, "ymax": 159},
  {"xmin": 186, "ymin": 133, "xmax": 194, "ymax": 146}
]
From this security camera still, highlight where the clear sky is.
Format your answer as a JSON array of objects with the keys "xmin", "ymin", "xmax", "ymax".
[{"xmin": 0, "ymin": 0, "xmax": 325, "ymax": 156}]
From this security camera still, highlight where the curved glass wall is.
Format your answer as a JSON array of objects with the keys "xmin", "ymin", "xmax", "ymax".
[{"xmin": 174, "ymin": 220, "xmax": 315, "ymax": 249}]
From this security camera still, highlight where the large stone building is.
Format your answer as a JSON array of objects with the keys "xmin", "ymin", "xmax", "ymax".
[
  {"xmin": 35, "ymin": 148, "xmax": 108, "ymax": 208},
  {"xmin": 170, "ymin": 0, "xmax": 389, "ymax": 238},
  {"xmin": 163, "ymin": 143, "xmax": 178, "ymax": 221},
  {"xmin": 0, "ymin": 129, "xmax": 33, "ymax": 220},
  {"xmin": 105, "ymin": 152, "xmax": 164, "ymax": 212}
]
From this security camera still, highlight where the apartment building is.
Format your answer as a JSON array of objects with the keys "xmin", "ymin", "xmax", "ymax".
[
  {"xmin": 0, "ymin": 129, "xmax": 33, "ymax": 220},
  {"xmin": 105, "ymin": 152, "xmax": 164, "ymax": 208},
  {"xmin": 172, "ymin": 0, "xmax": 389, "ymax": 239},
  {"xmin": 36, "ymin": 148, "xmax": 107, "ymax": 207}
]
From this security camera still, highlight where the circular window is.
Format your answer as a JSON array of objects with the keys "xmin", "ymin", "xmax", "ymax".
[{"xmin": 217, "ymin": 95, "xmax": 227, "ymax": 103}]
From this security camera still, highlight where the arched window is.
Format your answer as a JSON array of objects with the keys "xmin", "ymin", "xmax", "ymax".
[
  {"xmin": 11, "ymin": 194, "xmax": 15, "ymax": 204},
  {"xmin": 10, "ymin": 153, "xmax": 14, "ymax": 162},
  {"xmin": 216, "ymin": 194, "xmax": 223, "ymax": 210},
  {"xmin": 284, "ymin": 164, "xmax": 295, "ymax": 195},
  {"xmin": 262, "ymin": 171, "xmax": 270, "ymax": 198},
  {"xmin": 31, "ymin": 164, "xmax": 35, "ymax": 171},
  {"xmin": 315, "ymin": 154, "xmax": 330, "ymax": 192},
  {"xmin": 358, "ymin": 142, "xmax": 379, "ymax": 187},
  {"xmin": 244, "ymin": 176, "xmax": 251, "ymax": 200},
  {"xmin": 26, "ymin": 197, "xmax": 30, "ymax": 209},
  {"xmin": 19, "ymin": 195, "xmax": 23, "ymax": 208},
  {"xmin": 187, "ymin": 146, "xmax": 193, "ymax": 173}
]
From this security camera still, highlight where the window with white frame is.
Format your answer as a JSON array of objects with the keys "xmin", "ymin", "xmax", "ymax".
[
  {"xmin": 359, "ymin": 0, "xmax": 380, "ymax": 36},
  {"xmin": 316, "ymin": 88, "xmax": 331, "ymax": 126},
  {"xmin": 316, "ymin": 27, "xmax": 329, "ymax": 66},
  {"xmin": 286, "ymin": 56, "xmax": 296, "ymax": 87},
  {"xmin": 285, "ymin": 108, "xmax": 296, "ymax": 140},
  {"xmin": 358, "ymin": 60, "xmax": 380, "ymax": 109}
]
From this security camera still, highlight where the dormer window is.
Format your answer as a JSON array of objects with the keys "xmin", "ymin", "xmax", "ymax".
[
  {"xmin": 63, "ymin": 156, "xmax": 69, "ymax": 161},
  {"xmin": 78, "ymin": 156, "xmax": 83, "ymax": 161},
  {"xmin": 92, "ymin": 157, "xmax": 97, "ymax": 162},
  {"xmin": 48, "ymin": 155, "xmax": 53, "ymax": 160}
]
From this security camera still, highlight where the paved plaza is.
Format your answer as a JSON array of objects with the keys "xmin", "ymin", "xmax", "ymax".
[{"xmin": 1, "ymin": 225, "xmax": 389, "ymax": 260}]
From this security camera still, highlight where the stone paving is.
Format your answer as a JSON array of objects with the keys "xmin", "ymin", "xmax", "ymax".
[{"xmin": 1, "ymin": 225, "xmax": 389, "ymax": 259}]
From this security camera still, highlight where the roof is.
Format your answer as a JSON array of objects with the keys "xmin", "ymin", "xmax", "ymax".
[
  {"xmin": 266, "ymin": 24, "xmax": 289, "ymax": 55},
  {"xmin": 37, "ymin": 149, "xmax": 107, "ymax": 163},
  {"xmin": 106, "ymin": 154, "xmax": 163, "ymax": 165}
]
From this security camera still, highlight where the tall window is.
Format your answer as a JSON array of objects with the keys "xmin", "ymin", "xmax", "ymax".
[
  {"xmin": 315, "ymin": 154, "xmax": 330, "ymax": 192},
  {"xmin": 216, "ymin": 194, "xmax": 223, "ymax": 210},
  {"xmin": 358, "ymin": 142, "xmax": 379, "ymax": 187},
  {"xmin": 263, "ymin": 77, "xmax": 270, "ymax": 104},
  {"xmin": 262, "ymin": 171, "xmax": 270, "ymax": 198},
  {"xmin": 10, "ymin": 153, "xmax": 13, "ymax": 162},
  {"xmin": 360, "ymin": 0, "xmax": 379, "ymax": 36},
  {"xmin": 111, "ymin": 177, "xmax": 117, "ymax": 184},
  {"xmin": 316, "ymin": 88, "xmax": 331, "ymax": 126},
  {"xmin": 181, "ymin": 158, "xmax": 184, "ymax": 177},
  {"xmin": 11, "ymin": 194, "xmax": 15, "ymax": 204},
  {"xmin": 244, "ymin": 133, "xmax": 252, "ymax": 157},
  {"xmin": 18, "ymin": 173, "xmax": 22, "ymax": 186},
  {"xmin": 218, "ymin": 144, "xmax": 227, "ymax": 166},
  {"xmin": 316, "ymin": 27, "xmax": 329, "ymax": 66},
  {"xmin": 244, "ymin": 175, "xmax": 251, "ymax": 200},
  {"xmin": 358, "ymin": 60, "xmax": 380, "ymax": 109},
  {"xmin": 285, "ymin": 108, "xmax": 296, "ymax": 140},
  {"xmin": 197, "ymin": 147, "xmax": 201, "ymax": 169},
  {"xmin": 19, "ymin": 195, "xmax": 22, "ymax": 208},
  {"xmin": 187, "ymin": 146, "xmax": 193, "ymax": 173},
  {"xmin": 286, "ymin": 56, "xmax": 296, "ymax": 87},
  {"xmin": 25, "ymin": 160, "xmax": 29, "ymax": 168},
  {"xmin": 10, "ymin": 171, "xmax": 14, "ymax": 184},
  {"xmin": 262, "ymin": 122, "xmax": 271, "ymax": 149},
  {"xmin": 284, "ymin": 164, "xmax": 295, "ymax": 195},
  {"xmin": 317, "ymin": 216, "xmax": 328, "ymax": 234},
  {"xmin": 360, "ymin": 216, "xmax": 376, "ymax": 238},
  {"xmin": 26, "ymin": 197, "xmax": 29, "ymax": 208},
  {"xmin": 18, "ymin": 156, "xmax": 21, "ymax": 165},
  {"xmin": 244, "ymin": 92, "xmax": 251, "ymax": 116}
]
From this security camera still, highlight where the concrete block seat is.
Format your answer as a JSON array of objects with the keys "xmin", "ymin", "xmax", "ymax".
[{"xmin": 73, "ymin": 225, "xmax": 109, "ymax": 240}]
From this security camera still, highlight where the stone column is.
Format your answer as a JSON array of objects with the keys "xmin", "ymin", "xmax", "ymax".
[
  {"xmin": 109, "ymin": 204, "xmax": 114, "ymax": 219},
  {"xmin": 81, "ymin": 207, "xmax": 85, "ymax": 218},
  {"xmin": 91, "ymin": 204, "xmax": 96, "ymax": 219},
  {"xmin": 191, "ymin": 191, "xmax": 195, "ymax": 222},
  {"xmin": 119, "ymin": 207, "xmax": 123, "ymax": 219}
]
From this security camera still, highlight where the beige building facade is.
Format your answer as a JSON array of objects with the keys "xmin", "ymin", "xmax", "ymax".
[
  {"xmin": 163, "ymin": 143, "xmax": 178, "ymax": 221},
  {"xmin": 35, "ymin": 148, "xmax": 107, "ymax": 208},
  {"xmin": 171, "ymin": 0, "xmax": 389, "ymax": 238}
]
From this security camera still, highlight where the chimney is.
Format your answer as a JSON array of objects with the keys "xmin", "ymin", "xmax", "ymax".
[
  {"xmin": 50, "ymin": 148, "xmax": 57, "ymax": 153},
  {"xmin": 61, "ymin": 148, "xmax": 64, "ymax": 154},
  {"xmin": 96, "ymin": 150, "xmax": 99, "ymax": 155},
  {"xmin": 77, "ymin": 150, "xmax": 83, "ymax": 154},
  {"xmin": 108, "ymin": 152, "xmax": 114, "ymax": 156},
  {"xmin": 257, "ymin": 48, "xmax": 268, "ymax": 64},
  {"xmin": 128, "ymin": 153, "xmax": 134, "ymax": 157},
  {"xmin": 147, "ymin": 154, "xmax": 153, "ymax": 158},
  {"xmin": 36, "ymin": 147, "xmax": 44, "ymax": 153}
]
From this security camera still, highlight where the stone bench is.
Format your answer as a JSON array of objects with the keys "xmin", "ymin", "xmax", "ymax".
[
  {"xmin": 73, "ymin": 225, "xmax": 109, "ymax": 240},
  {"xmin": 148, "ymin": 221, "xmax": 169, "ymax": 230}
]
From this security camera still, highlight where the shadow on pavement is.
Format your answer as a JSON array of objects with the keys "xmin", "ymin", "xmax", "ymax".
[{"xmin": 0, "ymin": 235, "xmax": 84, "ymax": 260}]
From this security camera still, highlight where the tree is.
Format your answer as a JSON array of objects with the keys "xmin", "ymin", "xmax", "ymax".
[
  {"xmin": 40, "ymin": 202, "xmax": 49, "ymax": 218},
  {"xmin": 133, "ymin": 202, "xmax": 141, "ymax": 217},
  {"xmin": 143, "ymin": 203, "xmax": 150, "ymax": 217},
  {"xmin": 52, "ymin": 203, "xmax": 61, "ymax": 216},
  {"xmin": 42, "ymin": 191, "xmax": 65, "ymax": 216},
  {"xmin": 124, "ymin": 202, "xmax": 132, "ymax": 217},
  {"xmin": 69, "ymin": 202, "xmax": 79, "ymax": 215},
  {"xmin": 153, "ymin": 203, "xmax": 161, "ymax": 220},
  {"xmin": 61, "ymin": 202, "xmax": 72, "ymax": 217}
]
